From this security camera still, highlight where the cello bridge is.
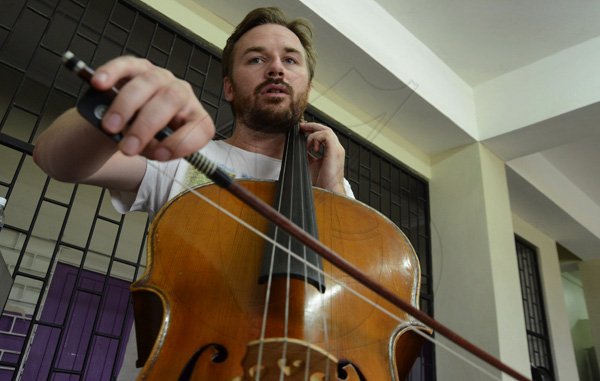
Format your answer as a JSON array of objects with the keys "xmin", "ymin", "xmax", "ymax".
[{"xmin": 231, "ymin": 337, "xmax": 361, "ymax": 380}]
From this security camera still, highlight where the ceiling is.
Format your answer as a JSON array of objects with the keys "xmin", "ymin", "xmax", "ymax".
[
  {"xmin": 190, "ymin": 0, "xmax": 600, "ymax": 261},
  {"xmin": 377, "ymin": 0, "xmax": 600, "ymax": 86}
]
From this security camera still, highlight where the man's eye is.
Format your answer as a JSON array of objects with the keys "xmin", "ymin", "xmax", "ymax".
[{"xmin": 284, "ymin": 57, "xmax": 297, "ymax": 64}]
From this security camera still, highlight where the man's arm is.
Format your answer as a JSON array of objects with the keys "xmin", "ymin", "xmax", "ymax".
[
  {"xmin": 33, "ymin": 56, "xmax": 216, "ymax": 193},
  {"xmin": 33, "ymin": 108, "xmax": 146, "ymax": 192}
]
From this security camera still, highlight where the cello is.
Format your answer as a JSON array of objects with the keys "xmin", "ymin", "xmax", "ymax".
[
  {"xmin": 131, "ymin": 123, "xmax": 429, "ymax": 379},
  {"xmin": 62, "ymin": 52, "xmax": 530, "ymax": 381}
]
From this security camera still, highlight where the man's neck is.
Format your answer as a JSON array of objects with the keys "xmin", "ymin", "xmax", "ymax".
[{"xmin": 224, "ymin": 123, "xmax": 287, "ymax": 159}]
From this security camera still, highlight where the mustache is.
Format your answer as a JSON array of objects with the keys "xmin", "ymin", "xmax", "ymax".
[{"xmin": 254, "ymin": 78, "xmax": 293, "ymax": 95}]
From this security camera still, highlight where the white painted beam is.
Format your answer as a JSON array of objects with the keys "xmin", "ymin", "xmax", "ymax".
[{"xmin": 299, "ymin": 0, "xmax": 478, "ymax": 138}]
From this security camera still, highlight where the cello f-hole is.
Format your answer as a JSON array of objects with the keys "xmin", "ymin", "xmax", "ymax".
[
  {"xmin": 338, "ymin": 360, "xmax": 366, "ymax": 381},
  {"xmin": 178, "ymin": 343, "xmax": 228, "ymax": 381}
]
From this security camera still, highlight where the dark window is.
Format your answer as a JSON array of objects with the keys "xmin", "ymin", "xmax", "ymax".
[{"xmin": 515, "ymin": 236, "xmax": 555, "ymax": 380}]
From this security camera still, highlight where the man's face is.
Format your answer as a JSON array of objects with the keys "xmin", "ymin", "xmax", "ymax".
[{"xmin": 224, "ymin": 23, "xmax": 311, "ymax": 133}]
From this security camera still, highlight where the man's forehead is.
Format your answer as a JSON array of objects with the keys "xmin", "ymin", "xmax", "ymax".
[{"xmin": 234, "ymin": 24, "xmax": 305, "ymax": 55}]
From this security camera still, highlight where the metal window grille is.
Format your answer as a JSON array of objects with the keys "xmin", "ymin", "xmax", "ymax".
[
  {"xmin": 515, "ymin": 236, "xmax": 555, "ymax": 380},
  {"xmin": 0, "ymin": 0, "xmax": 434, "ymax": 379}
]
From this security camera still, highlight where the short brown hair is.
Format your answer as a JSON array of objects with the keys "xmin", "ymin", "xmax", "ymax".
[{"xmin": 221, "ymin": 7, "xmax": 316, "ymax": 81}]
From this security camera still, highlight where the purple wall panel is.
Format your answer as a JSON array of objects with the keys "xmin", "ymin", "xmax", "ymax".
[
  {"xmin": 0, "ymin": 316, "xmax": 12, "ymax": 332},
  {"xmin": 11, "ymin": 319, "xmax": 28, "ymax": 336},
  {"xmin": 16, "ymin": 263, "xmax": 134, "ymax": 381},
  {"xmin": 0, "ymin": 312, "xmax": 32, "ymax": 381},
  {"xmin": 0, "ymin": 332, "xmax": 24, "ymax": 352},
  {"xmin": 20, "ymin": 326, "xmax": 61, "ymax": 380}
]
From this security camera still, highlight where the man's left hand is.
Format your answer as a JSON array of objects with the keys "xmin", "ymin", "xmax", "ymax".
[{"xmin": 300, "ymin": 122, "xmax": 346, "ymax": 195}]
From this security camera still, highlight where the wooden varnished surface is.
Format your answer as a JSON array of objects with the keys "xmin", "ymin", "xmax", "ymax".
[{"xmin": 132, "ymin": 181, "xmax": 427, "ymax": 380}]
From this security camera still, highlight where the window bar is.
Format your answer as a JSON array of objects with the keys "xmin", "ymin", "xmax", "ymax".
[
  {"xmin": 79, "ymin": 191, "xmax": 129, "ymax": 379},
  {"xmin": 11, "ymin": 178, "xmax": 79, "ymax": 380}
]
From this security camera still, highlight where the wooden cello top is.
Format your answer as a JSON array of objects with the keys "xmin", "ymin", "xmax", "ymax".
[{"xmin": 132, "ymin": 180, "xmax": 427, "ymax": 380}]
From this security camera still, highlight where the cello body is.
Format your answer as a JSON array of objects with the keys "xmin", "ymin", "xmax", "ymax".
[{"xmin": 131, "ymin": 180, "xmax": 428, "ymax": 380}]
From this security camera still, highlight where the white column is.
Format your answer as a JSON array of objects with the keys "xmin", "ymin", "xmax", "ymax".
[{"xmin": 430, "ymin": 143, "xmax": 530, "ymax": 380}]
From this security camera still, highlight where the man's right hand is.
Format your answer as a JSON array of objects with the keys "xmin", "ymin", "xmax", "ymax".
[
  {"xmin": 33, "ymin": 56, "xmax": 215, "ymax": 193},
  {"xmin": 92, "ymin": 56, "xmax": 215, "ymax": 161}
]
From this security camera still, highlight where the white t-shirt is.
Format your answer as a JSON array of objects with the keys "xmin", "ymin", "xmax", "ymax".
[
  {"xmin": 111, "ymin": 140, "xmax": 354, "ymax": 217},
  {"xmin": 112, "ymin": 140, "xmax": 354, "ymax": 379}
]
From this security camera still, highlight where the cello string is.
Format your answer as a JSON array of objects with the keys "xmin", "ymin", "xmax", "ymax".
[
  {"xmin": 294, "ymin": 133, "xmax": 316, "ymax": 380},
  {"xmin": 256, "ymin": 208, "xmax": 282, "ymax": 380},
  {"xmin": 295, "ymin": 126, "xmax": 321, "ymax": 381},
  {"xmin": 304, "ymin": 130, "xmax": 334, "ymax": 381},
  {"xmin": 283, "ymin": 238, "xmax": 292, "ymax": 381},
  {"xmin": 268, "ymin": 127, "xmax": 292, "ymax": 381},
  {"xmin": 281, "ymin": 130, "xmax": 294, "ymax": 381},
  {"xmin": 145, "ymin": 159, "xmax": 506, "ymax": 381},
  {"xmin": 296, "ymin": 124, "xmax": 331, "ymax": 380},
  {"xmin": 256, "ymin": 244, "xmax": 275, "ymax": 381}
]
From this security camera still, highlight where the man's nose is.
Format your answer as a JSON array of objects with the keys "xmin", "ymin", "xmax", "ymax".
[{"xmin": 266, "ymin": 59, "xmax": 284, "ymax": 78}]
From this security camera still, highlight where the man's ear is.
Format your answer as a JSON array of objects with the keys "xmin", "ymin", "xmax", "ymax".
[{"xmin": 223, "ymin": 76, "xmax": 234, "ymax": 102}]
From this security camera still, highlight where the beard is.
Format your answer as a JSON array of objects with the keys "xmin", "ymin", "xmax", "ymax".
[{"xmin": 231, "ymin": 79, "xmax": 309, "ymax": 134}]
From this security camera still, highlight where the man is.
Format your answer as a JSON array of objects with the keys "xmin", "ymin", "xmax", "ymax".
[
  {"xmin": 34, "ymin": 7, "xmax": 352, "ymax": 218},
  {"xmin": 34, "ymin": 6, "xmax": 353, "ymax": 379}
]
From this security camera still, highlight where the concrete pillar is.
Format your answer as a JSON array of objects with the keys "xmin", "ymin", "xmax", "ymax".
[{"xmin": 430, "ymin": 143, "xmax": 530, "ymax": 380}]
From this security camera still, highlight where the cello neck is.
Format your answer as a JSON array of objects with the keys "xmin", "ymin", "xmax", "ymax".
[{"xmin": 258, "ymin": 124, "xmax": 326, "ymax": 292}]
